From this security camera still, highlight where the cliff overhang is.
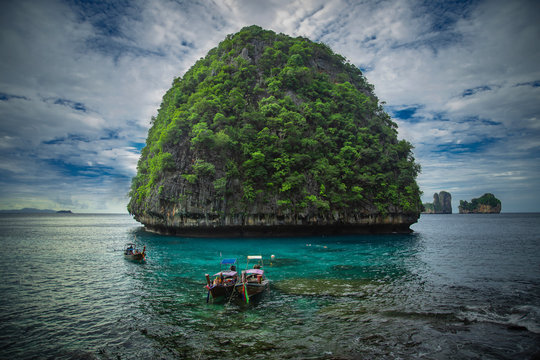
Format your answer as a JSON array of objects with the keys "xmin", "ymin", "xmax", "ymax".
[{"xmin": 134, "ymin": 212, "xmax": 418, "ymax": 237}]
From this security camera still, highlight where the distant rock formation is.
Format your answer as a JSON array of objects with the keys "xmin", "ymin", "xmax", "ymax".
[
  {"xmin": 0, "ymin": 208, "xmax": 74, "ymax": 214},
  {"xmin": 459, "ymin": 193, "xmax": 501, "ymax": 214},
  {"xmin": 422, "ymin": 191, "xmax": 452, "ymax": 214},
  {"xmin": 0, "ymin": 208, "xmax": 56, "ymax": 214}
]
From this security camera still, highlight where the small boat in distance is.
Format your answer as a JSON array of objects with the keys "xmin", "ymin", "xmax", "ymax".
[
  {"xmin": 205, "ymin": 258, "xmax": 238, "ymax": 303},
  {"xmin": 235, "ymin": 255, "xmax": 269, "ymax": 303},
  {"xmin": 124, "ymin": 243, "xmax": 146, "ymax": 262}
]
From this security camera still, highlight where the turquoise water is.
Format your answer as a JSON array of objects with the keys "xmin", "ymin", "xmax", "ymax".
[{"xmin": 0, "ymin": 213, "xmax": 539, "ymax": 359}]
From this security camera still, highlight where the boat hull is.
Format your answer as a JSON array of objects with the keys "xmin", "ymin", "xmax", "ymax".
[
  {"xmin": 206, "ymin": 284, "xmax": 236, "ymax": 301},
  {"xmin": 235, "ymin": 280, "xmax": 269, "ymax": 298},
  {"xmin": 124, "ymin": 254, "xmax": 145, "ymax": 261}
]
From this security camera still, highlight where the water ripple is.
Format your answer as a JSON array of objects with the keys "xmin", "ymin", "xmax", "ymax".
[{"xmin": 1, "ymin": 214, "xmax": 539, "ymax": 359}]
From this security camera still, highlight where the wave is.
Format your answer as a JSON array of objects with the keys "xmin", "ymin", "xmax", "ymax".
[{"xmin": 458, "ymin": 304, "xmax": 540, "ymax": 334}]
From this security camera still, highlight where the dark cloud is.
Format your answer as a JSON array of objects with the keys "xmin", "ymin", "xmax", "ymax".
[
  {"xmin": 0, "ymin": 92, "xmax": 29, "ymax": 101},
  {"xmin": 52, "ymin": 98, "xmax": 88, "ymax": 112}
]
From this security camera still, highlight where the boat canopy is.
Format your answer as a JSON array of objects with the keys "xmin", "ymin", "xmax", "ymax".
[
  {"xmin": 213, "ymin": 271, "xmax": 237, "ymax": 277},
  {"xmin": 221, "ymin": 258, "xmax": 237, "ymax": 265},
  {"xmin": 246, "ymin": 269, "xmax": 264, "ymax": 275},
  {"xmin": 247, "ymin": 255, "xmax": 262, "ymax": 260}
]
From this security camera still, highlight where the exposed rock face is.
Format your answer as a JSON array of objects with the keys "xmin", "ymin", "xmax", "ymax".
[
  {"xmin": 436, "ymin": 191, "xmax": 452, "ymax": 214},
  {"xmin": 127, "ymin": 26, "xmax": 422, "ymax": 236},
  {"xmin": 459, "ymin": 203, "xmax": 501, "ymax": 214},
  {"xmin": 134, "ymin": 209, "xmax": 420, "ymax": 237},
  {"xmin": 459, "ymin": 193, "xmax": 501, "ymax": 214},
  {"xmin": 422, "ymin": 191, "xmax": 452, "ymax": 214}
]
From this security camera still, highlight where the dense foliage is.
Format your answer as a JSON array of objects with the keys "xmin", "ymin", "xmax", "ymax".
[
  {"xmin": 128, "ymin": 26, "xmax": 422, "ymax": 218},
  {"xmin": 459, "ymin": 193, "xmax": 501, "ymax": 211}
]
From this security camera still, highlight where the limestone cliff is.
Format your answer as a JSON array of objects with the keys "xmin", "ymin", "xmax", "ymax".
[
  {"xmin": 127, "ymin": 26, "xmax": 422, "ymax": 236},
  {"xmin": 459, "ymin": 193, "xmax": 501, "ymax": 214},
  {"xmin": 422, "ymin": 191, "xmax": 452, "ymax": 214}
]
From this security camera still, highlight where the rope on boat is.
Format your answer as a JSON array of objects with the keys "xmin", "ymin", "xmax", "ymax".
[{"xmin": 226, "ymin": 286, "xmax": 236, "ymax": 305}]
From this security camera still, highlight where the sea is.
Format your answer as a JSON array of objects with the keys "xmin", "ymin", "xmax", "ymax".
[{"xmin": 0, "ymin": 213, "xmax": 539, "ymax": 359}]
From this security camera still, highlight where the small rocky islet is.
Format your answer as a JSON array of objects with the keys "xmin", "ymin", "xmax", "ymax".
[
  {"xmin": 459, "ymin": 193, "xmax": 501, "ymax": 214},
  {"xmin": 127, "ymin": 25, "xmax": 423, "ymax": 236},
  {"xmin": 422, "ymin": 191, "xmax": 452, "ymax": 214},
  {"xmin": 423, "ymin": 192, "xmax": 501, "ymax": 214}
]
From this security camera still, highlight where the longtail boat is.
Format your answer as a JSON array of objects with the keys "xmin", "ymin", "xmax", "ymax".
[
  {"xmin": 235, "ymin": 255, "xmax": 269, "ymax": 303},
  {"xmin": 123, "ymin": 243, "xmax": 146, "ymax": 262},
  {"xmin": 205, "ymin": 258, "xmax": 238, "ymax": 302}
]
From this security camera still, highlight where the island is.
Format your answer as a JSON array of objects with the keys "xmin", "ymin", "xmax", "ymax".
[
  {"xmin": 0, "ymin": 208, "xmax": 74, "ymax": 214},
  {"xmin": 0, "ymin": 208, "xmax": 56, "ymax": 214},
  {"xmin": 422, "ymin": 191, "xmax": 452, "ymax": 214},
  {"xmin": 459, "ymin": 193, "xmax": 501, "ymax": 214},
  {"xmin": 127, "ymin": 25, "xmax": 423, "ymax": 236}
]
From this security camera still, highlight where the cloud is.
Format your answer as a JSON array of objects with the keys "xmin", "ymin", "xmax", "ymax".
[{"xmin": 0, "ymin": 0, "xmax": 539, "ymax": 212}]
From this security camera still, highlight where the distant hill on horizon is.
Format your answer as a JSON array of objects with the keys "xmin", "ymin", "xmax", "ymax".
[{"xmin": 0, "ymin": 208, "xmax": 72, "ymax": 214}]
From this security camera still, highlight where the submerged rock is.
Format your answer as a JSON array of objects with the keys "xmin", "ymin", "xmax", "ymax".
[
  {"xmin": 317, "ymin": 301, "xmax": 369, "ymax": 321},
  {"xmin": 128, "ymin": 25, "xmax": 422, "ymax": 236},
  {"xmin": 273, "ymin": 278, "xmax": 376, "ymax": 297}
]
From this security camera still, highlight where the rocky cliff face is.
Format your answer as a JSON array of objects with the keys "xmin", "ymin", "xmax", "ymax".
[
  {"xmin": 128, "ymin": 26, "xmax": 422, "ymax": 236},
  {"xmin": 459, "ymin": 203, "xmax": 501, "ymax": 214},
  {"xmin": 422, "ymin": 191, "xmax": 452, "ymax": 214}
]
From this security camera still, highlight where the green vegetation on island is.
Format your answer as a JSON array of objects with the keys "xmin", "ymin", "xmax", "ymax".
[
  {"xmin": 127, "ymin": 25, "xmax": 422, "ymax": 235},
  {"xmin": 459, "ymin": 193, "xmax": 501, "ymax": 214}
]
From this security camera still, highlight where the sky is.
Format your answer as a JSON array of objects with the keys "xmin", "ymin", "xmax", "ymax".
[{"xmin": 0, "ymin": 0, "xmax": 539, "ymax": 213}]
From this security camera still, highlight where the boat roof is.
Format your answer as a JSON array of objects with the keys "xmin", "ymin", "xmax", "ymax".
[
  {"xmin": 213, "ymin": 271, "xmax": 237, "ymax": 277},
  {"xmin": 221, "ymin": 258, "xmax": 237, "ymax": 265},
  {"xmin": 247, "ymin": 255, "xmax": 262, "ymax": 260},
  {"xmin": 246, "ymin": 269, "xmax": 264, "ymax": 275}
]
